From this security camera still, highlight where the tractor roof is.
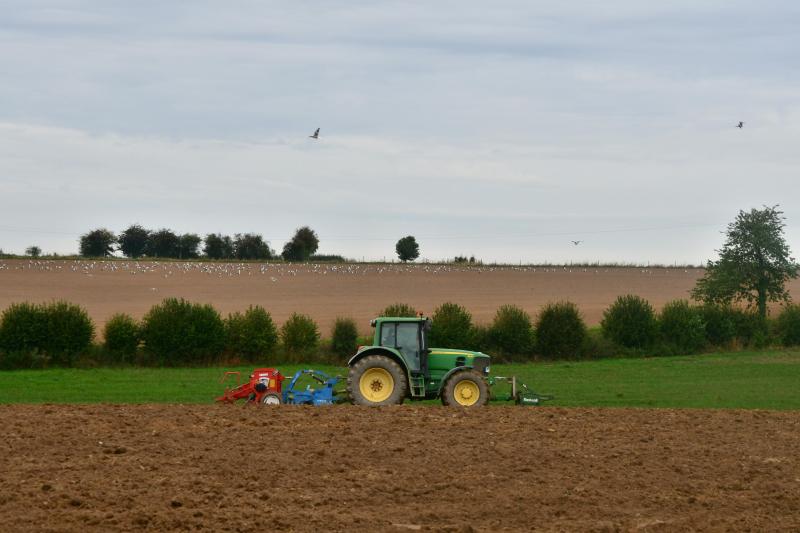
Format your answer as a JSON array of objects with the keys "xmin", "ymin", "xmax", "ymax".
[{"xmin": 370, "ymin": 316, "xmax": 428, "ymax": 327}]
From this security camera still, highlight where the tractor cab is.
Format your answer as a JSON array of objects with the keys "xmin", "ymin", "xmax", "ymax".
[{"xmin": 372, "ymin": 317, "xmax": 431, "ymax": 375}]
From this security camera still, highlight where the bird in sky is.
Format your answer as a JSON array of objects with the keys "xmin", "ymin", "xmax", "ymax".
[
  {"xmin": 309, "ymin": 128, "xmax": 320, "ymax": 139},
  {"xmin": 571, "ymin": 240, "xmax": 582, "ymax": 246},
  {"xmin": 736, "ymin": 121, "xmax": 744, "ymax": 128}
]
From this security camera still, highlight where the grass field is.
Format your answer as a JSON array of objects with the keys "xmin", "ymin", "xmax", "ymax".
[{"xmin": 2, "ymin": 349, "xmax": 799, "ymax": 409}]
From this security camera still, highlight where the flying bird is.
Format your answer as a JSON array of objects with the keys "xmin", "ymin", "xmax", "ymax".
[
  {"xmin": 736, "ymin": 121, "xmax": 744, "ymax": 129},
  {"xmin": 571, "ymin": 240, "xmax": 582, "ymax": 246},
  {"xmin": 309, "ymin": 128, "xmax": 320, "ymax": 139}
]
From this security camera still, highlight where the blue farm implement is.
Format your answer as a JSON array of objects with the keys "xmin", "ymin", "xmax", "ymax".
[{"xmin": 281, "ymin": 369, "xmax": 347, "ymax": 405}]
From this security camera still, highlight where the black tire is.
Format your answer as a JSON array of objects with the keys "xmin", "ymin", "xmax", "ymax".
[
  {"xmin": 441, "ymin": 370, "xmax": 489, "ymax": 407},
  {"xmin": 348, "ymin": 354, "xmax": 407, "ymax": 406}
]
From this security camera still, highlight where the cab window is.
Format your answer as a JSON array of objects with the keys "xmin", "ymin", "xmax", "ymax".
[{"xmin": 380, "ymin": 323, "xmax": 396, "ymax": 347}]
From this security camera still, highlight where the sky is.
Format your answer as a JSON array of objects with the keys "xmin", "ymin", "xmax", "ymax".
[{"xmin": 1, "ymin": 1, "xmax": 798, "ymax": 264}]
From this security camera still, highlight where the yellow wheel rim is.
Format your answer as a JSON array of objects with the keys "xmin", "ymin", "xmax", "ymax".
[
  {"xmin": 359, "ymin": 368, "xmax": 394, "ymax": 403},
  {"xmin": 453, "ymin": 380, "xmax": 480, "ymax": 406}
]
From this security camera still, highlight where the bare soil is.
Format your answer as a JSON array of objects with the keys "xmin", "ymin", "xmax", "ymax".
[
  {"xmin": 0, "ymin": 260, "xmax": 738, "ymax": 333},
  {"xmin": 1, "ymin": 405, "xmax": 798, "ymax": 532}
]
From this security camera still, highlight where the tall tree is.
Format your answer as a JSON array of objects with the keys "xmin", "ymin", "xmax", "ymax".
[
  {"xmin": 146, "ymin": 229, "xmax": 180, "ymax": 258},
  {"xmin": 234, "ymin": 233, "xmax": 273, "ymax": 260},
  {"xmin": 177, "ymin": 233, "xmax": 202, "ymax": 259},
  {"xmin": 692, "ymin": 205, "xmax": 799, "ymax": 318},
  {"xmin": 281, "ymin": 226, "xmax": 319, "ymax": 261},
  {"xmin": 204, "ymin": 233, "xmax": 235, "ymax": 259},
  {"xmin": 25, "ymin": 245, "xmax": 41, "ymax": 258},
  {"xmin": 80, "ymin": 229, "xmax": 116, "ymax": 257},
  {"xmin": 395, "ymin": 236, "xmax": 420, "ymax": 262},
  {"xmin": 118, "ymin": 224, "xmax": 150, "ymax": 258}
]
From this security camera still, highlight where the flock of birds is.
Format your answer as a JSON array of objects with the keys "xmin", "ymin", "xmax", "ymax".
[{"xmin": 0, "ymin": 260, "xmax": 703, "ymax": 280}]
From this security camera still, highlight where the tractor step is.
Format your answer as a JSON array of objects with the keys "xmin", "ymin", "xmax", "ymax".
[{"xmin": 410, "ymin": 374, "xmax": 426, "ymax": 397}]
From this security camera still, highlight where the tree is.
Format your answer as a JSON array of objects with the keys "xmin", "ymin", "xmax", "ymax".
[
  {"xmin": 281, "ymin": 226, "xmax": 319, "ymax": 261},
  {"xmin": 80, "ymin": 228, "xmax": 116, "ymax": 257},
  {"xmin": 204, "ymin": 233, "xmax": 235, "ymax": 259},
  {"xmin": 118, "ymin": 224, "xmax": 150, "ymax": 258},
  {"xmin": 233, "ymin": 233, "xmax": 273, "ymax": 260},
  {"xmin": 177, "ymin": 233, "xmax": 202, "ymax": 259},
  {"xmin": 146, "ymin": 229, "xmax": 180, "ymax": 258},
  {"xmin": 692, "ymin": 206, "xmax": 799, "ymax": 319},
  {"xmin": 25, "ymin": 246, "xmax": 41, "ymax": 258},
  {"xmin": 395, "ymin": 236, "xmax": 419, "ymax": 262}
]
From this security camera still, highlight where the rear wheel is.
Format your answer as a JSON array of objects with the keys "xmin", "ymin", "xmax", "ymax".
[
  {"xmin": 348, "ymin": 355, "xmax": 407, "ymax": 406},
  {"xmin": 441, "ymin": 370, "xmax": 489, "ymax": 407}
]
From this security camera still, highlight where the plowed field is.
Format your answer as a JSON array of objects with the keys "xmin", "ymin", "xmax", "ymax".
[
  {"xmin": 0, "ymin": 260, "xmax": 721, "ymax": 332},
  {"xmin": 1, "ymin": 405, "xmax": 798, "ymax": 532}
]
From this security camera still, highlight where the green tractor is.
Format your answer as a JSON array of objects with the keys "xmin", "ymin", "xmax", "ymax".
[{"xmin": 347, "ymin": 316, "xmax": 492, "ymax": 407}]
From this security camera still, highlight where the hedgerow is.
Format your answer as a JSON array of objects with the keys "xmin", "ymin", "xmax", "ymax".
[
  {"xmin": 140, "ymin": 298, "xmax": 226, "ymax": 365},
  {"xmin": 281, "ymin": 313, "xmax": 320, "ymax": 362},
  {"xmin": 601, "ymin": 295, "xmax": 658, "ymax": 349},
  {"xmin": 535, "ymin": 301, "xmax": 587, "ymax": 359},
  {"xmin": 225, "ymin": 305, "xmax": 278, "ymax": 362},
  {"xmin": 429, "ymin": 302, "xmax": 473, "ymax": 348}
]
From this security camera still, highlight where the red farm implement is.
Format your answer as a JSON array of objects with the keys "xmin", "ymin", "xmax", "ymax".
[{"xmin": 215, "ymin": 368, "xmax": 285, "ymax": 405}]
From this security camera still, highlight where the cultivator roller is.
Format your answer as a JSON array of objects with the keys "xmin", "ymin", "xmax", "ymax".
[{"xmin": 488, "ymin": 376, "xmax": 553, "ymax": 406}]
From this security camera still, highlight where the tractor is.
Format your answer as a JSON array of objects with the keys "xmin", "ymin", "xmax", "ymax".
[{"xmin": 348, "ymin": 316, "xmax": 492, "ymax": 407}]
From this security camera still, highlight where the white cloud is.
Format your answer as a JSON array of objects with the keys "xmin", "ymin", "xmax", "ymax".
[{"xmin": 0, "ymin": 2, "xmax": 798, "ymax": 262}]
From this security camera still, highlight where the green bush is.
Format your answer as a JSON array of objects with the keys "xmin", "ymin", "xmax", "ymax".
[
  {"xmin": 534, "ymin": 301, "xmax": 588, "ymax": 359},
  {"xmin": 330, "ymin": 317, "xmax": 358, "ymax": 361},
  {"xmin": 729, "ymin": 308, "xmax": 769, "ymax": 347},
  {"xmin": 380, "ymin": 303, "xmax": 417, "ymax": 317},
  {"xmin": 225, "ymin": 306, "xmax": 278, "ymax": 362},
  {"xmin": 699, "ymin": 304, "xmax": 737, "ymax": 347},
  {"xmin": 103, "ymin": 313, "xmax": 140, "ymax": 363},
  {"xmin": 429, "ymin": 302, "xmax": 473, "ymax": 348},
  {"xmin": 140, "ymin": 298, "xmax": 226, "ymax": 365},
  {"xmin": 42, "ymin": 301, "xmax": 94, "ymax": 366},
  {"xmin": 601, "ymin": 295, "xmax": 658, "ymax": 349},
  {"xmin": 468, "ymin": 324, "xmax": 491, "ymax": 353},
  {"xmin": 658, "ymin": 300, "xmax": 706, "ymax": 354},
  {"xmin": 488, "ymin": 305, "xmax": 533, "ymax": 360},
  {"xmin": 0, "ymin": 301, "xmax": 93, "ymax": 367},
  {"xmin": 775, "ymin": 304, "xmax": 800, "ymax": 346},
  {"xmin": 0, "ymin": 302, "xmax": 47, "ymax": 356},
  {"xmin": 281, "ymin": 313, "xmax": 320, "ymax": 361},
  {"xmin": 581, "ymin": 328, "xmax": 618, "ymax": 359}
]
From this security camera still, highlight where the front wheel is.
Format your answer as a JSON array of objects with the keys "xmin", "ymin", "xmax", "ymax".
[
  {"xmin": 441, "ymin": 370, "xmax": 489, "ymax": 407},
  {"xmin": 348, "ymin": 355, "xmax": 407, "ymax": 406}
]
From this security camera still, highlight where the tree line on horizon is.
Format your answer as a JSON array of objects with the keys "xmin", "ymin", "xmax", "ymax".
[
  {"xmin": 71, "ymin": 225, "xmax": 424, "ymax": 262},
  {"xmin": 77, "ymin": 225, "xmax": 321, "ymax": 261}
]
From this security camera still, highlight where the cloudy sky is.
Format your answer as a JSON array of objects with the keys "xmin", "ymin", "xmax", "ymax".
[{"xmin": 1, "ymin": 1, "xmax": 798, "ymax": 263}]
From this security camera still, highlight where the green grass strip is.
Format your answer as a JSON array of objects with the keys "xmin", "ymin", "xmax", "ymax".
[{"xmin": 0, "ymin": 350, "xmax": 799, "ymax": 409}]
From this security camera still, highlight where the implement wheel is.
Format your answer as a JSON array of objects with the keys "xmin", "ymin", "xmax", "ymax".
[
  {"xmin": 261, "ymin": 393, "xmax": 281, "ymax": 405},
  {"xmin": 348, "ymin": 355, "xmax": 407, "ymax": 406},
  {"xmin": 441, "ymin": 370, "xmax": 489, "ymax": 407}
]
